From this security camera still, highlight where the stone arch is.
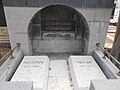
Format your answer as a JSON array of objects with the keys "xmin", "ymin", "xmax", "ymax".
[{"xmin": 28, "ymin": 5, "xmax": 90, "ymax": 55}]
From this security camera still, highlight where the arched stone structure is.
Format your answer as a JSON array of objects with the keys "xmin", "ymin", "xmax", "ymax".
[{"xmin": 28, "ymin": 5, "xmax": 90, "ymax": 55}]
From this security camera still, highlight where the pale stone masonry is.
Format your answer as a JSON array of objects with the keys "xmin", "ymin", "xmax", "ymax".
[
  {"xmin": 2, "ymin": 0, "xmax": 114, "ymax": 55},
  {"xmin": 0, "ymin": 81, "xmax": 33, "ymax": 90},
  {"xmin": 90, "ymin": 80, "xmax": 120, "ymax": 90},
  {"xmin": 11, "ymin": 56, "xmax": 49, "ymax": 90},
  {"xmin": 68, "ymin": 56, "xmax": 106, "ymax": 90}
]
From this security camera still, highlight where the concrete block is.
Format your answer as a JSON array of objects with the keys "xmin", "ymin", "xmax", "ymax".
[
  {"xmin": 0, "ymin": 81, "xmax": 33, "ymax": 90},
  {"xmin": 90, "ymin": 79, "xmax": 120, "ymax": 90},
  {"xmin": 87, "ymin": 43, "xmax": 97, "ymax": 54},
  {"xmin": 95, "ymin": 8, "xmax": 112, "ymax": 22},
  {"xmin": 10, "ymin": 44, "xmax": 32, "ymax": 55},
  {"xmin": 53, "ymin": 40, "xmax": 64, "ymax": 52},
  {"xmin": 9, "ymin": 33, "xmax": 29, "ymax": 46},
  {"xmin": 32, "ymin": 40, "xmax": 39, "ymax": 52},
  {"xmin": 98, "ymin": 23, "xmax": 109, "ymax": 47},
  {"xmin": 104, "ymin": 9, "xmax": 112, "ymax": 22},
  {"xmin": 93, "ymin": 51, "xmax": 120, "ymax": 79},
  {"xmin": 76, "ymin": 9, "xmax": 96, "ymax": 22},
  {"xmin": 24, "ymin": 7, "xmax": 40, "ymax": 21},
  {"xmin": 11, "ymin": 56, "xmax": 49, "ymax": 90},
  {"xmin": 88, "ymin": 22, "xmax": 99, "ymax": 44},
  {"xmin": 38, "ymin": 40, "xmax": 54, "ymax": 53},
  {"xmin": 0, "ymin": 50, "xmax": 23, "ymax": 81},
  {"xmin": 28, "ymin": 44, "xmax": 33, "ymax": 55},
  {"xmin": 95, "ymin": 9, "xmax": 112, "ymax": 22},
  {"xmin": 95, "ymin": 10, "xmax": 105, "ymax": 22},
  {"xmin": 68, "ymin": 56, "xmax": 106, "ymax": 90},
  {"xmin": 7, "ymin": 21, "xmax": 29, "ymax": 33},
  {"xmin": 54, "ymin": 40, "xmax": 70, "ymax": 52},
  {"xmin": 20, "ymin": 44, "xmax": 30, "ymax": 55},
  {"xmin": 36, "ymin": 39, "xmax": 82, "ymax": 53},
  {"xmin": 4, "ymin": 7, "xmax": 25, "ymax": 21}
]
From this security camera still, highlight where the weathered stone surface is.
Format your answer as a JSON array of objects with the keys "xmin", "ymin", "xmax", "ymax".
[
  {"xmin": 11, "ymin": 56, "xmax": 49, "ymax": 90},
  {"xmin": 0, "ymin": 50, "xmax": 23, "ymax": 81},
  {"xmin": 2, "ymin": 0, "xmax": 114, "ymax": 8},
  {"xmin": 90, "ymin": 79, "xmax": 120, "ymax": 90},
  {"xmin": 0, "ymin": 81, "xmax": 33, "ymax": 90},
  {"xmin": 48, "ymin": 60, "xmax": 73, "ymax": 90},
  {"xmin": 68, "ymin": 56, "xmax": 106, "ymax": 90},
  {"xmin": 93, "ymin": 51, "xmax": 120, "ymax": 79},
  {"xmin": 3, "ymin": 5, "xmax": 112, "ymax": 55}
]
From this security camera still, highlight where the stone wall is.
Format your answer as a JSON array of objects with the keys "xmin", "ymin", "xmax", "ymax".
[
  {"xmin": 2, "ymin": 0, "xmax": 114, "ymax": 8},
  {"xmin": 2, "ymin": 0, "xmax": 114, "ymax": 55}
]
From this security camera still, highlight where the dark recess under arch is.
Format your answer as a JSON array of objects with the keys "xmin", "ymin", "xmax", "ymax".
[{"xmin": 28, "ymin": 5, "xmax": 90, "ymax": 55}]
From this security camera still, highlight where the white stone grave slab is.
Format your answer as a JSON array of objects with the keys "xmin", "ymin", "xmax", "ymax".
[
  {"xmin": 0, "ymin": 81, "xmax": 33, "ymax": 90},
  {"xmin": 90, "ymin": 79, "xmax": 120, "ymax": 90},
  {"xmin": 11, "ymin": 56, "xmax": 49, "ymax": 90},
  {"xmin": 68, "ymin": 56, "xmax": 106, "ymax": 90}
]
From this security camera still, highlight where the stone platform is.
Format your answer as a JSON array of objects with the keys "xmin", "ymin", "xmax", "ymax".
[
  {"xmin": 68, "ymin": 56, "xmax": 106, "ymax": 90},
  {"xmin": 90, "ymin": 79, "xmax": 120, "ymax": 90},
  {"xmin": 0, "ymin": 81, "xmax": 33, "ymax": 90},
  {"xmin": 11, "ymin": 56, "xmax": 49, "ymax": 90}
]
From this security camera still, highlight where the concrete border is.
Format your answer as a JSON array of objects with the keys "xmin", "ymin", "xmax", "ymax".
[
  {"xmin": 11, "ymin": 56, "xmax": 49, "ymax": 90},
  {"xmin": 0, "ymin": 50, "xmax": 23, "ymax": 81},
  {"xmin": 93, "ymin": 50, "xmax": 120, "ymax": 79}
]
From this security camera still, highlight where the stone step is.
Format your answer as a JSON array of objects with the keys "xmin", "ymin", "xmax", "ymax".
[
  {"xmin": 90, "ymin": 79, "xmax": 120, "ymax": 90},
  {"xmin": 0, "ymin": 81, "xmax": 33, "ymax": 90}
]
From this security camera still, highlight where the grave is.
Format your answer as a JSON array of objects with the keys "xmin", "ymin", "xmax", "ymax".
[
  {"xmin": 11, "ymin": 56, "xmax": 49, "ymax": 90},
  {"xmin": 68, "ymin": 56, "xmax": 106, "ymax": 90}
]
